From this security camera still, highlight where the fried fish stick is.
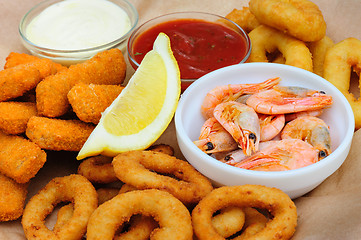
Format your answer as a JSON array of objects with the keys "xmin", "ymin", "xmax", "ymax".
[
  {"xmin": 4, "ymin": 52, "xmax": 67, "ymax": 73},
  {"xmin": 0, "ymin": 173, "xmax": 28, "ymax": 221},
  {"xmin": 0, "ymin": 131, "xmax": 47, "ymax": 183},
  {"xmin": 26, "ymin": 116, "xmax": 95, "ymax": 151},
  {"xmin": 36, "ymin": 48, "xmax": 127, "ymax": 117},
  {"xmin": 0, "ymin": 65, "xmax": 41, "ymax": 102},
  {"xmin": 68, "ymin": 83, "xmax": 124, "ymax": 124},
  {"xmin": 0, "ymin": 102, "xmax": 37, "ymax": 135}
]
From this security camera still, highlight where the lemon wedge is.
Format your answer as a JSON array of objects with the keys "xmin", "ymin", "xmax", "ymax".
[{"xmin": 77, "ymin": 33, "xmax": 181, "ymax": 160}]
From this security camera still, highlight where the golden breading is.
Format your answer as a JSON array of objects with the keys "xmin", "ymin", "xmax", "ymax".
[
  {"xmin": 26, "ymin": 116, "xmax": 95, "ymax": 151},
  {"xmin": 68, "ymin": 83, "xmax": 124, "ymax": 124},
  {"xmin": 4, "ymin": 52, "xmax": 67, "ymax": 73},
  {"xmin": 0, "ymin": 102, "xmax": 37, "ymax": 135},
  {"xmin": 0, "ymin": 64, "xmax": 41, "ymax": 102},
  {"xmin": 225, "ymin": 7, "xmax": 260, "ymax": 33},
  {"xmin": 0, "ymin": 131, "xmax": 47, "ymax": 183},
  {"xmin": 0, "ymin": 173, "xmax": 27, "ymax": 221},
  {"xmin": 36, "ymin": 48, "xmax": 127, "ymax": 117}
]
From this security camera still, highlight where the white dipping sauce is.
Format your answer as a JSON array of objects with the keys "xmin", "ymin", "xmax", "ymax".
[{"xmin": 25, "ymin": 0, "xmax": 132, "ymax": 50}]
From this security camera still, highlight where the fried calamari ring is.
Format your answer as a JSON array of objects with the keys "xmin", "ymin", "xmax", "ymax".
[
  {"xmin": 77, "ymin": 144, "xmax": 175, "ymax": 184},
  {"xmin": 323, "ymin": 37, "xmax": 361, "ymax": 129},
  {"xmin": 86, "ymin": 189, "xmax": 193, "ymax": 240},
  {"xmin": 248, "ymin": 25, "xmax": 313, "ymax": 71},
  {"xmin": 112, "ymin": 150, "xmax": 213, "ymax": 205},
  {"xmin": 21, "ymin": 174, "xmax": 98, "ymax": 240},
  {"xmin": 249, "ymin": 0, "xmax": 326, "ymax": 42},
  {"xmin": 77, "ymin": 155, "xmax": 116, "ymax": 184},
  {"xmin": 308, "ymin": 35, "xmax": 334, "ymax": 77},
  {"xmin": 237, "ymin": 207, "xmax": 269, "ymax": 239},
  {"xmin": 212, "ymin": 207, "xmax": 246, "ymax": 238},
  {"xmin": 225, "ymin": 7, "xmax": 260, "ymax": 33},
  {"xmin": 192, "ymin": 185, "xmax": 297, "ymax": 240}
]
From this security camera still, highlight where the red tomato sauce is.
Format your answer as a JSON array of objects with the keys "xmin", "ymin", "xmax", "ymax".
[{"xmin": 131, "ymin": 19, "xmax": 249, "ymax": 80}]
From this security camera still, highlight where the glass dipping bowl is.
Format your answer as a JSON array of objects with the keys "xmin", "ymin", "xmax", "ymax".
[
  {"xmin": 19, "ymin": 0, "xmax": 139, "ymax": 66},
  {"xmin": 127, "ymin": 12, "xmax": 251, "ymax": 92}
]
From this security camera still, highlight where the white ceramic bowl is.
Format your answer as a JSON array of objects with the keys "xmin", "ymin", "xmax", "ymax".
[{"xmin": 175, "ymin": 62, "xmax": 355, "ymax": 199}]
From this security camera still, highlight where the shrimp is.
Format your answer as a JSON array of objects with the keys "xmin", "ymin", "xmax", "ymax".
[
  {"xmin": 259, "ymin": 114, "xmax": 285, "ymax": 141},
  {"xmin": 234, "ymin": 139, "xmax": 318, "ymax": 171},
  {"xmin": 201, "ymin": 77, "xmax": 280, "ymax": 118},
  {"xmin": 223, "ymin": 141, "xmax": 273, "ymax": 165},
  {"xmin": 193, "ymin": 117, "xmax": 238, "ymax": 154},
  {"xmin": 213, "ymin": 101, "xmax": 260, "ymax": 156},
  {"xmin": 285, "ymin": 109, "xmax": 323, "ymax": 122},
  {"xmin": 281, "ymin": 116, "xmax": 331, "ymax": 159},
  {"xmin": 246, "ymin": 86, "xmax": 333, "ymax": 115}
]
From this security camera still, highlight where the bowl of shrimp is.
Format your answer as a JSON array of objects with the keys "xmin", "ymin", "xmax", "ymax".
[{"xmin": 175, "ymin": 62, "xmax": 355, "ymax": 199}]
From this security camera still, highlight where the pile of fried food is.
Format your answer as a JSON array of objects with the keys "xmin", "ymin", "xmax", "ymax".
[
  {"xmin": 1, "ymin": 0, "xmax": 360, "ymax": 238},
  {"xmin": 0, "ymin": 41, "xmax": 298, "ymax": 239},
  {"xmin": 20, "ymin": 144, "xmax": 297, "ymax": 240},
  {"xmin": 226, "ymin": 0, "xmax": 361, "ymax": 129},
  {"xmin": 0, "ymin": 48, "xmax": 127, "ymax": 222}
]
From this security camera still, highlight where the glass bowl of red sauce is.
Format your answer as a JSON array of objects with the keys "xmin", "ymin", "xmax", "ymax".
[{"xmin": 127, "ymin": 12, "xmax": 251, "ymax": 91}]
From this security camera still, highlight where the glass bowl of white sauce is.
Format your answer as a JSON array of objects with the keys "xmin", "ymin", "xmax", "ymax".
[{"xmin": 19, "ymin": 0, "xmax": 138, "ymax": 66}]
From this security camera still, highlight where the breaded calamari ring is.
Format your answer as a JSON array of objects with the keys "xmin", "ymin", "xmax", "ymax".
[
  {"xmin": 112, "ymin": 150, "xmax": 213, "ymax": 205},
  {"xmin": 323, "ymin": 37, "xmax": 361, "ymax": 129},
  {"xmin": 225, "ymin": 7, "xmax": 260, "ymax": 33},
  {"xmin": 0, "ymin": 64, "xmax": 41, "ymax": 102},
  {"xmin": 212, "ymin": 207, "xmax": 246, "ymax": 238},
  {"xmin": 22, "ymin": 174, "xmax": 98, "ymax": 240},
  {"xmin": 0, "ymin": 173, "xmax": 28, "ymax": 221},
  {"xmin": 77, "ymin": 144, "xmax": 175, "ymax": 184},
  {"xmin": 68, "ymin": 83, "xmax": 124, "ymax": 124},
  {"xmin": 236, "ymin": 207, "xmax": 269, "ymax": 240},
  {"xmin": 192, "ymin": 185, "xmax": 297, "ymax": 240},
  {"xmin": 308, "ymin": 35, "xmax": 334, "ymax": 77},
  {"xmin": 4, "ymin": 52, "xmax": 67, "ymax": 73},
  {"xmin": 77, "ymin": 155, "xmax": 117, "ymax": 184},
  {"xmin": 249, "ymin": 0, "xmax": 326, "ymax": 42},
  {"xmin": 0, "ymin": 101, "xmax": 37, "ymax": 135},
  {"xmin": 36, "ymin": 48, "xmax": 127, "ymax": 117},
  {"xmin": 248, "ymin": 25, "xmax": 313, "ymax": 71},
  {"xmin": 26, "ymin": 116, "xmax": 95, "ymax": 151},
  {"xmin": 0, "ymin": 131, "xmax": 46, "ymax": 183},
  {"xmin": 86, "ymin": 189, "xmax": 193, "ymax": 240}
]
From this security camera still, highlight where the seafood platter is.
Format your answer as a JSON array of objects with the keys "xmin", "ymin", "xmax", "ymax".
[{"xmin": 0, "ymin": 0, "xmax": 361, "ymax": 239}]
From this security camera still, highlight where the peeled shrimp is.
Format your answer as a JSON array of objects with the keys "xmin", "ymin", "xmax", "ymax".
[
  {"xmin": 259, "ymin": 114, "xmax": 285, "ymax": 141},
  {"xmin": 193, "ymin": 117, "xmax": 238, "ymax": 154},
  {"xmin": 234, "ymin": 139, "xmax": 318, "ymax": 171},
  {"xmin": 213, "ymin": 101, "xmax": 260, "ymax": 156},
  {"xmin": 201, "ymin": 77, "xmax": 280, "ymax": 118},
  {"xmin": 281, "ymin": 116, "xmax": 331, "ymax": 159},
  {"xmin": 246, "ymin": 86, "xmax": 333, "ymax": 114}
]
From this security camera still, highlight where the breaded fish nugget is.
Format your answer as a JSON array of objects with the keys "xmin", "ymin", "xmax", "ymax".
[
  {"xmin": 0, "ymin": 173, "xmax": 28, "ymax": 221},
  {"xmin": 0, "ymin": 131, "xmax": 46, "ymax": 183},
  {"xmin": 4, "ymin": 52, "xmax": 67, "ymax": 73},
  {"xmin": 36, "ymin": 48, "xmax": 127, "ymax": 117},
  {"xmin": 0, "ymin": 65, "xmax": 41, "ymax": 102},
  {"xmin": 68, "ymin": 83, "xmax": 124, "ymax": 124},
  {"xmin": 0, "ymin": 102, "xmax": 37, "ymax": 135},
  {"xmin": 26, "ymin": 116, "xmax": 95, "ymax": 151}
]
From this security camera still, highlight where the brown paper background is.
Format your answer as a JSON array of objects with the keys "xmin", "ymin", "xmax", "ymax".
[{"xmin": 0, "ymin": 0, "xmax": 361, "ymax": 239}]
